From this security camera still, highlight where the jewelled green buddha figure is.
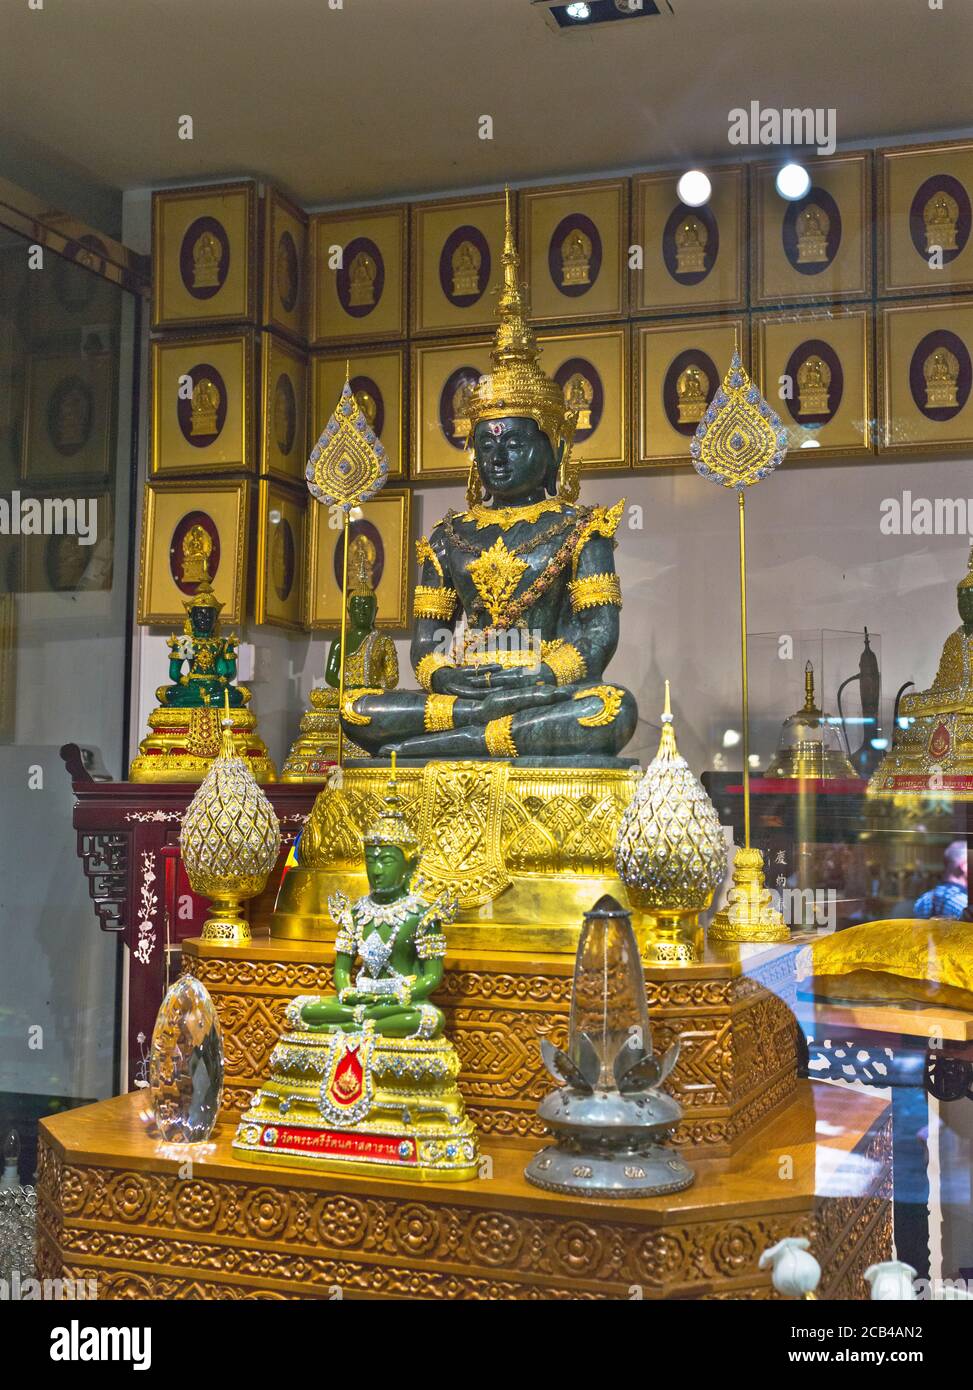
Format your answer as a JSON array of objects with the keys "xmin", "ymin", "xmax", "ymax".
[
  {"xmin": 869, "ymin": 546, "xmax": 973, "ymax": 797},
  {"xmin": 340, "ymin": 194, "xmax": 637, "ymax": 763},
  {"xmin": 130, "ymin": 577, "xmax": 275, "ymax": 783},
  {"xmin": 281, "ymin": 544, "xmax": 399, "ymax": 779},
  {"xmin": 235, "ymin": 769, "xmax": 479, "ymax": 1180}
]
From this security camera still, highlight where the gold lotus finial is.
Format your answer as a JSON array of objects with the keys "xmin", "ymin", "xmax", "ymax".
[
  {"xmin": 364, "ymin": 753, "xmax": 419, "ymax": 852},
  {"xmin": 690, "ymin": 352, "xmax": 789, "ymax": 491},
  {"xmin": 219, "ymin": 689, "xmax": 235, "ymax": 758}
]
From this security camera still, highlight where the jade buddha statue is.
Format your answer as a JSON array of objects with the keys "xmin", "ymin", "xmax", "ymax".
[
  {"xmin": 340, "ymin": 195, "xmax": 638, "ymax": 762},
  {"xmin": 158, "ymin": 578, "xmax": 247, "ymax": 709}
]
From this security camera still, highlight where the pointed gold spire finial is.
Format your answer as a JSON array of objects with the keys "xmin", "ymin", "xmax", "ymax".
[
  {"xmin": 219, "ymin": 688, "xmax": 236, "ymax": 758},
  {"xmin": 657, "ymin": 678, "xmax": 679, "ymax": 759},
  {"xmin": 959, "ymin": 544, "xmax": 973, "ymax": 590}
]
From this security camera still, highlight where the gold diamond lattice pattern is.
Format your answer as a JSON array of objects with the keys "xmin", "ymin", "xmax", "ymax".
[
  {"xmin": 690, "ymin": 352, "xmax": 789, "ymax": 491},
  {"xmin": 306, "ymin": 379, "xmax": 389, "ymax": 512}
]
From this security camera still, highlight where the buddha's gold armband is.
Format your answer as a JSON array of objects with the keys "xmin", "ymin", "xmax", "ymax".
[
  {"xmin": 423, "ymin": 692, "xmax": 457, "ymax": 732},
  {"xmin": 568, "ymin": 572, "xmax": 622, "ymax": 613},
  {"xmin": 484, "ymin": 715, "xmax": 518, "ymax": 757},
  {"xmin": 541, "ymin": 640, "xmax": 588, "ymax": 686},
  {"xmin": 416, "ymin": 652, "xmax": 456, "ymax": 692},
  {"xmin": 413, "ymin": 585, "xmax": 458, "ymax": 621}
]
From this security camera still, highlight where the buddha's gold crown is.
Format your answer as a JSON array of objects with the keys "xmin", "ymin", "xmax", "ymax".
[
  {"xmin": 958, "ymin": 546, "xmax": 973, "ymax": 590},
  {"xmin": 182, "ymin": 576, "xmax": 223, "ymax": 613},
  {"xmin": 466, "ymin": 188, "xmax": 575, "ymax": 453},
  {"xmin": 364, "ymin": 763, "xmax": 420, "ymax": 852}
]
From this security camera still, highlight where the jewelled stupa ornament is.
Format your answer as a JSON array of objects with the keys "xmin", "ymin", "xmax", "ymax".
[
  {"xmin": 691, "ymin": 350, "xmax": 789, "ymax": 944},
  {"xmin": 616, "ymin": 682, "xmax": 727, "ymax": 965},
  {"xmin": 525, "ymin": 895, "xmax": 693, "ymax": 1198},
  {"xmin": 179, "ymin": 693, "xmax": 281, "ymax": 945},
  {"xmin": 148, "ymin": 975, "xmax": 224, "ymax": 1144}
]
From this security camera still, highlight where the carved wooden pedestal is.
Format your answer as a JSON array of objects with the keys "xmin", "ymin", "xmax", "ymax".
[{"xmin": 36, "ymin": 1086, "xmax": 891, "ymax": 1300}]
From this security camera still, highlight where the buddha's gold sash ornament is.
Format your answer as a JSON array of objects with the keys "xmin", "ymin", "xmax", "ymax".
[
  {"xmin": 190, "ymin": 377, "xmax": 220, "ymax": 436},
  {"xmin": 451, "ymin": 239, "xmax": 481, "ymax": 297},
  {"xmin": 764, "ymin": 662, "xmax": 857, "ymax": 779},
  {"xmin": 179, "ymin": 696, "xmax": 281, "ymax": 945},
  {"xmin": 676, "ymin": 365, "xmax": 707, "ymax": 424},
  {"xmin": 797, "ymin": 355, "xmax": 830, "ymax": 416},
  {"xmin": 691, "ymin": 351, "xmax": 789, "ymax": 943},
  {"xmin": 615, "ymin": 682, "xmax": 727, "ymax": 964},
  {"xmin": 192, "ymin": 230, "xmax": 222, "ymax": 289},
  {"xmin": 924, "ymin": 347, "xmax": 959, "ymax": 410},
  {"xmin": 796, "ymin": 204, "xmax": 829, "ymax": 264},
  {"xmin": 675, "ymin": 215, "xmax": 707, "ymax": 274},
  {"xmin": 348, "ymin": 248, "xmax": 377, "ymax": 306},
  {"xmin": 564, "ymin": 371, "xmax": 594, "ymax": 430},
  {"xmin": 561, "ymin": 226, "xmax": 592, "ymax": 286},
  {"xmin": 924, "ymin": 191, "xmax": 959, "ymax": 253}
]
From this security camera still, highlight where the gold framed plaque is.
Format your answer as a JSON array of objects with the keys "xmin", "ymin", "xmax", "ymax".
[
  {"xmin": 311, "ymin": 347, "xmax": 406, "ymax": 480},
  {"xmin": 879, "ymin": 141, "xmax": 973, "ymax": 297},
  {"xmin": 255, "ymin": 478, "xmax": 305, "ymax": 630},
  {"xmin": 537, "ymin": 326, "xmax": 629, "ymax": 471},
  {"xmin": 411, "ymin": 337, "xmax": 492, "ymax": 481},
  {"xmin": 305, "ymin": 486, "xmax": 410, "ymax": 631},
  {"xmin": 151, "ymin": 182, "xmax": 257, "ymax": 330},
  {"xmin": 21, "ymin": 350, "xmax": 115, "ymax": 485},
  {"xmin": 311, "ymin": 205, "xmax": 407, "ymax": 345},
  {"xmin": 261, "ymin": 332, "xmax": 308, "ymax": 486},
  {"xmin": 633, "ymin": 166, "xmax": 746, "ymax": 316},
  {"xmin": 262, "ymin": 187, "xmax": 308, "ymax": 344},
  {"xmin": 22, "ymin": 490, "xmax": 114, "ymax": 594},
  {"xmin": 522, "ymin": 178, "xmax": 628, "ymax": 324},
  {"xmin": 752, "ymin": 152, "xmax": 871, "ymax": 305},
  {"xmin": 878, "ymin": 298, "xmax": 973, "ymax": 454},
  {"xmin": 150, "ymin": 330, "xmax": 255, "ymax": 476},
  {"xmin": 411, "ymin": 192, "xmax": 506, "ymax": 336},
  {"xmin": 634, "ymin": 316, "xmax": 746, "ymax": 469},
  {"xmin": 138, "ymin": 477, "xmax": 250, "ymax": 625},
  {"xmin": 752, "ymin": 308, "xmax": 873, "ymax": 458}
]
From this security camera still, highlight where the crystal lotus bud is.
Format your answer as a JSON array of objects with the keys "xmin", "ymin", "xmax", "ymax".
[
  {"xmin": 149, "ymin": 976, "xmax": 224, "ymax": 1143},
  {"xmin": 759, "ymin": 1237, "xmax": 821, "ymax": 1298},
  {"xmin": 180, "ymin": 701, "xmax": 281, "ymax": 945},
  {"xmin": 615, "ymin": 681, "xmax": 727, "ymax": 963},
  {"xmin": 864, "ymin": 1261, "xmax": 917, "ymax": 1301}
]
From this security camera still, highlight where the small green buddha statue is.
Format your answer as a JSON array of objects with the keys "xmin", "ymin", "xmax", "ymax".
[{"xmin": 157, "ymin": 578, "xmax": 247, "ymax": 709}]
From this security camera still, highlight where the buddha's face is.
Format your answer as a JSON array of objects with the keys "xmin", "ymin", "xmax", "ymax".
[
  {"xmin": 190, "ymin": 603, "xmax": 218, "ymax": 636},
  {"xmin": 348, "ymin": 592, "xmax": 376, "ymax": 630},
  {"xmin": 472, "ymin": 417, "xmax": 559, "ymax": 502},
  {"xmin": 958, "ymin": 585, "xmax": 973, "ymax": 628},
  {"xmin": 364, "ymin": 843, "xmax": 415, "ymax": 896}
]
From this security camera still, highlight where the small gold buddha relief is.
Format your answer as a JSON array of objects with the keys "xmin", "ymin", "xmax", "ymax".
[
  {"xmin": 190, "ymin": 377, "xmax": 221, "ymax": 436},
  {"xmin": 53, "ymin": 384, "xmax": 89, "ymax": 450},
  {"xmin": 796, "ymin": 355, "xmax": 831, "ymax": 416},
  {"xmin": 451, "ymin": 240, "xmax": 481, "ymax": 297},
  {"xmin": 192, "ymin": 231, "xmax": 222, "ymax": 289},
  {"xmin": 348, "ymin": 250, "xmax": 377, "ymax": 307},
  {"xmin": 451, "ymin": 379, "xmax": 474, "ymax": 438},
  {"xmin": 561, "ymin": 227, "xmax": 593, "ymax": 287},
  {"xmin": 347, "ymin": 532, "xmax": 377, "ymax": 588},
  {"xmin": 563, "ymin": 372, "xmax": 594, "ymax": 431},
  {"xmin": 271, "ymin": 522, "xmax": 291, "ymax": 599},
  {"xmin": 796, "ymin": 204, "xmax": 829, "ymax": 264},
  {"xmin": 355, "ymin": 388, "xmax": 378, "ymax": 430},
  {"xmin": 924, "ymin": 191, "xmax": 959, "ymax": 253},
  {"xmin": 273, "ymin": 377, "xmax": 294, "ymax": 453},
  {"xmin": 674, "ymin": 216, "xmax": 707, "ymax": 275},
  {"xmin": 924, "ymin": 346, "xmax": 960, "ymax": 409},
  {"xmin": 181, "ymin": 524, "xmax": 213, "ymax": 586},
  {"xmin": 675, "ymin": 365, "xmax": 707, "ymax": 424}
]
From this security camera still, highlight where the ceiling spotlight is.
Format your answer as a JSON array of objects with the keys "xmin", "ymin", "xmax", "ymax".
[
  {"xmin": 799, "ymin": 437, "xmax": 820, "ymax": 448},
  {"xmin": 776, "ymin": 162, "xmax": 811, "ymax": 200},
  {"xmin": 565, "ymin": 2, "xmax": 592, "ymax": 16},
  {"xmin": 677, "ymin": 170, "xmax": 712, "ymax": 207}
]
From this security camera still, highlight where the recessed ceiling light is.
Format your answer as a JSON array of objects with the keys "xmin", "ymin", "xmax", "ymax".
[
  {"xmin": 799, "ymin": 437, "xmax": 820, "ymax": 448},
  {"xmin": 565, "ymin": 2, "xmax": 591, "ymax": 16},
  {"xmin": 676, "ymin": 170, "xmax": 712, "ymax": 207},
  {"xmin": 776, "ymin": 162, "xmax": 811, "ymax": 200}
]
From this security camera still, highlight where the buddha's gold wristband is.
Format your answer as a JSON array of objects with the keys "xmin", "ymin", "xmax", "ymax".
[
  {"xmin": 484, "ymin": 715, "xmax": 518, "ymax": 757},
  {"xmin": 542, "ymin": 641, "xmax": 587, "ymax": 686},
  {"xmin": 568, "ymin": 572, "xmax": 622, "ymax": 613},
  {"xmin": 423, "ymin": 693, "xmax": 457, "ymax": 732},
  {"xmin": 413, "ymin": 585, "xmax": 458, "ymax": 621},
  {"xmin": 415, "ymin": 652, "xmax": 455, "ymax": 692}
]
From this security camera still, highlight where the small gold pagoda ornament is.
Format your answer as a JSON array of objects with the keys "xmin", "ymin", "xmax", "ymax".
[
  {"xmin": 615, "ymin": 682, "xmax": 727, "ymax": 965},
  {"xmin": 692, "ymin": 351, "xmax": 790, "ymax": 944},
  {"xmin": 764, "ymin": 662, "xmax": 857, "ymax": 780},
  {"xmin": 179, "ymin": 695, "xmax": 281, "ymax": 945}
]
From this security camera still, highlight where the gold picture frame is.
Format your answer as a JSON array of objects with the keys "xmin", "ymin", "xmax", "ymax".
[
  {"xmin": 311, "ymin": 347, "xmax": 406, "ymax": 480},
  {"xmin": 633, "ymin": 166, "xmax": 746, "ymax": 316},
  {"xmin": 21, "ymin": 349, "xmax": 115, "ymax": 485},
  {"xmin": 752, "ymin": 308, "xmax": 873, "ymax": 459},
  {"xmin": 22, "ymin": 490, "xmax": 114, "ymax": 594},
  {"xmin": 311, "ymin": 205, "xmax": 407, "ymax": 345},
  {"xmin": 879, "ymin": 140, "xmax": 973, "ymax": 297},
  {"xmin": 878, "ymin": 298, "xmax": 973, "ymax": 454},
  {"xmin": 151, "ymin": 181, "xmax": 257, "ymax": 330},
  {"xmin": 536, "ymin": 326, "xmax": 629, "ymax": 472},
  {"xmin": 255, "ymin": 479, "xmax": 305, "ymax": 631},
  {"xmin": 262, "ymin": 186, "xmax": 308, "ymax": 344},
  {"xmin": 261, "ymin": 332, "xmax": 308, "ymax": 486},
  {"xmin": 150, "ymin": 330, "xmax": 255, "ymax": 476},
  {"xmin": 411, "ymin": 337, "xmax": 492, "ymax": 481},
  {"xmin": 522, "ymin": 178, "xmax": 628, "ymax": 324},
  {"xmin": 305, "ymin": 487, "xmax": 411, "ymax": 631},
  {"xmin": 138, "ymin": 478, "xmax": 250, "ymax": 625},
  {"xmin": 411, "ymin": 192, "xmax": 507, "ymax": 336},
  {"xmin": 634, "ymin": 316, "xmax": 746, "ymax": 469},
  {"xmin": 752, "ymin": 152, "xmax": 872, "ymax": 305}
]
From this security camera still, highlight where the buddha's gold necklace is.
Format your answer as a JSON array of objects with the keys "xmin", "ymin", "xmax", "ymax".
[{"xmin": 458, "ymin": 498, "xmax": 566, "ymax": 530}]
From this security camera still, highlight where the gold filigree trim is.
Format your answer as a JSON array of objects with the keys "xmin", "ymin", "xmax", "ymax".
[
  {"xmin": 543, "ymin": 641, "xmax": 587, "ymax": 686},
  {"xmin": 458, "ymin": 500, "xmax": 566, "ymax": 530},
  {"xmin": 573, "ymin": 684, "xmax": 625, "ymax": 727},
  {"xmin": 424, "ymin": 693, "xmax": 457, "ymax": 732},
  {"xmin": 415, "ymin": 536, "xmax": 444, "ymax": 581},
  {"xmin": 340, "ymin": 687, "xmax": 383, "ymax": 726},
  {"xmin": 484, "ymin": 715, "xmax": 518, "ymax": 757},
  {"xmin": 568, "ymin": 572, "xmax": 622, "ymax": 613},
  {"xmin": 413, "ymin": 586, "xmax": 458, "ymax": 621},
  {"xmin": 572, "ymin": 499, "xmax": 625, "ymax": 578},
  {"xmin": 467, "ymin": 537, "xmax": 529, "ymax": 626},
  {"xmin": 416, "ymin": 652, "xmax": 455, "ymax": 692}
]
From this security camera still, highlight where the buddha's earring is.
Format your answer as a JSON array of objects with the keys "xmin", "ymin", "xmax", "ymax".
[{"xmin": 466, "ymin": 456, "xmax": 484, "ymax": 510}]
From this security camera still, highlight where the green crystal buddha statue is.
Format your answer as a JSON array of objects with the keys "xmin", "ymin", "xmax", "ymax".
[
  {"xmin": 157, "ymin": 578, "xmax": 247, "ymax": 709},
  {"xmin": 339, "ymin": 194, "xmax": 637, "ymax": 763}
]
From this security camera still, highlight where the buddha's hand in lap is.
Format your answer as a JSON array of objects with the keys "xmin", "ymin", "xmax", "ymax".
[
  {"xmin": 472, "ymin": 685, "xmax": 574, "ymax": 722},
  {"xmin": 458, "ymin": 665, "xmax": 553, "ymax": 693}
]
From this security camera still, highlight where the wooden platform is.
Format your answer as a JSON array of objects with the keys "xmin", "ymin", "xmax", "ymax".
[{"xmin": 36, "ymin": 1083, "xmax": 892, "ymax": 1300}]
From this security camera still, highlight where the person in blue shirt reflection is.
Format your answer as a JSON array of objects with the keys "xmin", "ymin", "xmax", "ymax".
[{"xmin": 914, "ymin": 840, "xmax": 968, "ymax": 919}]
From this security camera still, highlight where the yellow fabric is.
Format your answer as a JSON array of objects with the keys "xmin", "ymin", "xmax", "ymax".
[{"xmin": 796, "ymin": 919, "xmax": 973, "ymax": 1010}]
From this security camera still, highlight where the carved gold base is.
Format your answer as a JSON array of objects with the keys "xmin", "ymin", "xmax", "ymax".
[
  {"xmin": 636, "ymin": 906, "xmax": 705, "ymax": 966},
  {"xmin": 708, "ymin": 848, "xmax": 789, "ymax": 944},
  {"xmin": 867, "ymin": 709, "xmax": 973, "ymax": 799},
  {"xmin": 130, "ymin": 706, "xmax": 277, "ymax": 784},
  {"xmin": 274, "ymin": 760, "xmax": 642, "ymax": 951},
  {"xmin": 279, "ymin": 688, "xmax": 365, "ymax": 781}
]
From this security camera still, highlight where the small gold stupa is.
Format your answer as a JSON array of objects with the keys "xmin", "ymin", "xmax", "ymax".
[
  {"xmin": 615, "ymin": 682, "xmax": 727, "ymax": 964},
  {"xmin": 179, "ymin": 696, "xmax": 281, "ymax": 945},
  {"xmin": 765, "ymin": 662, "xmax": 857, "ymax": 780}
]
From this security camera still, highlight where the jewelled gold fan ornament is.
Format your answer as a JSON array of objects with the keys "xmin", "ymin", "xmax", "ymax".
[
  {"xmin": 691, "ymin": 352, "xmax": 789, "ymax": 943},
  {"xmin": 305, "ymin": 373, "xmax": 390, "ymax": 764}
]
